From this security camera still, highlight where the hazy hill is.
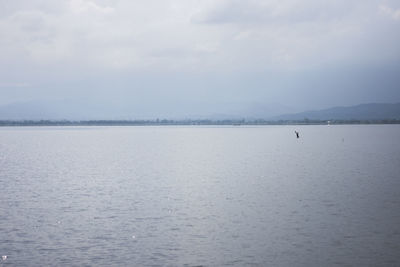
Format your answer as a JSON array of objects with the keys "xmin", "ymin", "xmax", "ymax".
[
  {"xmin": 1, "ymin": 100, "xmax": 399, "ymax": 121},
  {"xmin": 272, "ymin": 103, "xmax": 400, "ymax": 121},
  {"xmin": 0, "ymin": 99, "xmax": 295, "ymax": 120}
]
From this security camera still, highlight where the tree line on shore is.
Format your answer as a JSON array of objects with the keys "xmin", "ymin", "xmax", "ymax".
[{"xmin": 0, "ymin": 118, "xmax": 399, "ymax": 126}]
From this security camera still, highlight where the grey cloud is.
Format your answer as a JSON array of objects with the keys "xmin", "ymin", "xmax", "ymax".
[
  {"xmin": 191, "ymin": 0, "xmax": 358, "ymax": 25},
  {"xmin": 0, "ymin": 0, "xmax": 399, "ymax": 116},
  {"xmin": 0, "ymin": 0, "xmax": 67, "ymax": 18}
]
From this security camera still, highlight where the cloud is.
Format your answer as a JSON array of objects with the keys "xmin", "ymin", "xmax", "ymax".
[
  {"xmin": 69, "ymin": 0, "xmax": 114, "ymax": 14},
  {"xmin": 0, "ymin": 0, "xmax": 398, "ymax": 73},
  {"xmin": 379, "ymin": 5, "xmax": 400, "ymax": 20},
  {"xmin": 0, "ymin": 0, "xmax": 399, "ymax": 110},
  {"xmin": 191, "ymin": 0, "xmax": 356, "ymax": 25}
]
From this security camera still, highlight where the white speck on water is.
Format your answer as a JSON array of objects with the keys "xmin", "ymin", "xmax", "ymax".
[
  {"xmin": 132, "ymin": 235, "xmax": 136, "ymax": 239},
  {"xmin": 2, "ymin": 255, "xmax": 7, "ymax": 261}
]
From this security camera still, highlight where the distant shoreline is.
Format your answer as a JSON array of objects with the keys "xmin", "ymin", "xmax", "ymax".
[{"xmin": 1, "ymin": 119, "xmax": 400, "ymax": 127}]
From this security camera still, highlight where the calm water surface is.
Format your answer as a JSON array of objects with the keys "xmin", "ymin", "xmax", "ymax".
[{"xmin": 1, "ymin": 125, "xmax": 400, "ymax": 266}]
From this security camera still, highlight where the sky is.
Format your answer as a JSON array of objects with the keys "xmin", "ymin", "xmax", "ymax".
[{"xmin": 0, "ymin": 0, "xmax": 399, "ymax": 118}]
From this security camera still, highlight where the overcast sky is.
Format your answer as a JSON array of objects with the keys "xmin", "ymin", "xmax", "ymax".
[{"xmin": 0, "ymin": 0, "xmax": 399, "ymax": 117}]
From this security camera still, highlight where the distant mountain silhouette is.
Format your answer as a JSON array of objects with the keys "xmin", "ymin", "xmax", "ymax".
[
  {"xmin": 1, "ymin": 100, "xmax": 399, "ymax": 121},
  {"xmin": 272, "ymin": 103, "xmax": 400, "ymax": 121},
  {"xmin": 0, "ymin": 99, "xmax": 296, "ymax": 120},
  {"xmin": 0, "ymin": 100, "xmax": 112, "ymax": 120}
]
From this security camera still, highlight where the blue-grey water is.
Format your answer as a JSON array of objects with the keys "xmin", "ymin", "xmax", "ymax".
[{"xmin": 1, "ymin": 125, "xmax": 400, "ymax": 266}]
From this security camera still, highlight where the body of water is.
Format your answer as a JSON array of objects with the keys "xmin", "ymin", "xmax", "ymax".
[{"xmin": 1, "ymin": 125, "xmax": 400, "ymax": 266}]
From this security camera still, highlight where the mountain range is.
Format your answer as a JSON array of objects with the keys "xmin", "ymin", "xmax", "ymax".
[
  {"xmin": 273, "ymin": 103, "xmax": 400, "ymax": 121},
  {"xmin": 0, "ymin": 100, "xmax": 399, "ymax": 121}
]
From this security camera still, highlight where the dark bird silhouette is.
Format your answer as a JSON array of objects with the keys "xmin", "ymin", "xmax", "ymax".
[{"xmin": 295, "ymin": 131, "xmax": 299, "ymax": 138}]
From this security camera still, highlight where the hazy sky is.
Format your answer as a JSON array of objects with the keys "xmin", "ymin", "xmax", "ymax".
[{"xmin": 0, "ymin": 0, "xmax": 399, "ymax": 117}]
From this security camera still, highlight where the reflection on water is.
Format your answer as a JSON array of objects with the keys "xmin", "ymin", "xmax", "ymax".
[{"xmin": 1, "ymin": 125, "xmax": 400, "ymax": 266}]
